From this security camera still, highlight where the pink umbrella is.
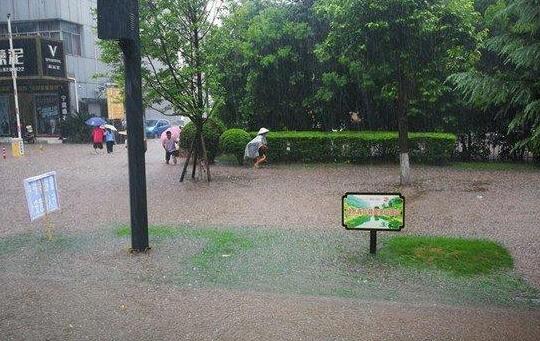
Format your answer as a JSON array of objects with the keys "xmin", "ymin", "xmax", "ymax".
[{"xmin": 160, "ymin": 126, "xmax": 181, "ymax": 143}]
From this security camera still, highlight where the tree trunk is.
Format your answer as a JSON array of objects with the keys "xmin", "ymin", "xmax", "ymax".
[
  {"xmin": 200, "ymin": 133, "xmax": 211, "ymax": 182},
  {"xmin": 360, "ymin": 88, "xmax": 373, "ymax": 130},
  {"xmin": 180, "ymin": 132, "xmax": 196, "ymax": 182},
  {"xmin": 191, "ymin": 132, "xmax": 199, "ymax": 179},
  {"xmin": 397, "ymin": 63, "xmax": 411, "ymax": 186}
]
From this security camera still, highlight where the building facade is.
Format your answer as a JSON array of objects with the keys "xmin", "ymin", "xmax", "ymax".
[{"xmin": 0, "ymin": 0, "xmax": 110, "ymax": 137}]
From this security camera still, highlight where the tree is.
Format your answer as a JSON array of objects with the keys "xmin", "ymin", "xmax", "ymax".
[
  {"xmin": 208, "ymin": 0, "xmax": 320, "ymax": 130},
  {"xmin": 315, "ymin": 0, "xmax": 481, "ymax": 184},
  {"xmin": 449, "ymin": 0, "xmax": 540, "ymax": 155},
  {"xmin": 98, "ymin": 0, "xmax": 223, "ymax": 182}
]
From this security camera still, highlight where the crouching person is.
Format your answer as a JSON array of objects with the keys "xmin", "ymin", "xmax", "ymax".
[{"xmin": 244, "ymin": 128, "xmax": 269, "ymax": 168}]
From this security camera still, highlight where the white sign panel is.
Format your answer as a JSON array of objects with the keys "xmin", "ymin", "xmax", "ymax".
[{"xmin": 23, "ymin": 171, "xmax": 59, "ymax": 221}]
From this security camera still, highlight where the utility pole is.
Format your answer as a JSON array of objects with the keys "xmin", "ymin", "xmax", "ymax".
[
  {"xmin": 7, "ymin": 14, "xmax": 21, "ymax": 139},
  {"xmin": 7, "ymin": 13, "xmax": 24, "ymax": 157},
  {"xmin": 97, "ymin": 0, "xmax": 149, "ymax": 252}
]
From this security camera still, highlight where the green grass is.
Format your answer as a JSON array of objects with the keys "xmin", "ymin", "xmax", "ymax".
[
  {"xmin": 0, "ymin": 232, "xmax": 76, "ymax": 256},
  {"xmin": 378, "ymin": 235, "xmax": 514, "ymax": 276},
  {"xmin": 115, "ymin": 225, "xmax": 254, "ymax": 272},
  {"xmin": 452, "ymin": 161, "xmax": 539, "ymax": 171},
  {"xmin": 1, "ymin": 225, "xmax": 536, "ymax": 307}
]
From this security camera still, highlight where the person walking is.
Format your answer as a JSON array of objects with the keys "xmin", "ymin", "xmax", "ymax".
[
  {"xmin": 105, "ymin": 128, "xmax": 115, "ymax": 153},
  {"xmin": 91, "ymin": 126, "xmax": 105, "ymax": 153},
  {"xmin": 162, "ymin": 130, "xmax": 179, "ymax": 164},
  {"xmin": 244, "ymin": 128, "xmax": 269, "ymax": 168}
]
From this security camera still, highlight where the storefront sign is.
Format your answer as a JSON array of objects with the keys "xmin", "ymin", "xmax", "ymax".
[
  {"xmin": 58, "ymin": 85, "xmax": 69, "ymax": 117},
  {"xmin": 24, "ymin": 171, "xmax": 60, "ymax": 221},
  {"xmin": 342, "ymin": 193, "xmax": 404, "ymax": 230},
  {"xmin": 0, "ymin": 37, "xmax": 66, "ymax": 80},
  {"xmin": 106, "ymin": 87, "xmax": 125, "ymax": 119},
  {"xmin": 41, "ymin": 38, "xmax": 66, "ymax": 78},
  {"xmin": 0, "ymin": 38, "xmax": 39, "ymax": 77}
]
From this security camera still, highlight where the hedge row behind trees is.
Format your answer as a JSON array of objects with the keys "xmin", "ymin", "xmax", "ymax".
[{"xmin": 239, "ymin": 131, "xmax": 456, "ymax": 164}]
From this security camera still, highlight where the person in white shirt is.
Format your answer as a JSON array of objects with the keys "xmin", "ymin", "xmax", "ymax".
[
  {"xmin": 244, "ymin": 128, "xmax": 269, "ymax": 168},
  {"xmin": 162, "ymin": 130, "xmax": 179, "ymax": 164}
]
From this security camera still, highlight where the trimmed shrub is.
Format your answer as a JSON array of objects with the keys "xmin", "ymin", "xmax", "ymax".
[
  {"xmin": 62, "ymin": 112, "xmax": 92, "ymax": 143},
  {"xmin": 219, "ymin": 128, "xmax": 252, "ymax": 165},
  {"xmin": 180, "ymin": 118, "xmax": 226, "ymax": 163},
  {"xmin": 248, "ymin": 131, "xmax": 456, "ymax": 164}
]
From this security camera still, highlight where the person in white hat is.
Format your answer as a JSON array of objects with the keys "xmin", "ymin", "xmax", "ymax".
[{"xmin": 244, "ymin": 128, "xmax": 270, "ymax": 168}]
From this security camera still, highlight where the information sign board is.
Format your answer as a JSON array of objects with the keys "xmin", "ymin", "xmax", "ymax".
[
  {"xmin": 23, "ymin": 171, "xmax": 59, "ymax": 221},
  {"xmin": 342, "ymin": 193, "xmax": 404, "ymax": 231}
]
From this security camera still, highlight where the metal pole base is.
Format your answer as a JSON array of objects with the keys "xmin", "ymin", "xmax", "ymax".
[
  {"xmin": 369, "ymin": 230, "xmax": 377, "ymax": 254},
  {"xmin": 129, "ymin": 246, "xmax": 152, "ymax": 254}
]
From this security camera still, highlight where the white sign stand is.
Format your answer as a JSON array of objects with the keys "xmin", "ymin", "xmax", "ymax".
[{"xmin": 24, "ymin": 171, "xmax": 60, "ymax": 240}]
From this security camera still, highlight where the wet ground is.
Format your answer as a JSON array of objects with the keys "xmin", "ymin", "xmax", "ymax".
[{"xmin": 0, "ymin": 141, "xmax": 539, "ymax": 339}]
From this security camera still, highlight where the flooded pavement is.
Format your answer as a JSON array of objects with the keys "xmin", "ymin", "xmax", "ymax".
[{"xmin": 0, "ymin": 141, "xmax": 539, "ymax": 339}]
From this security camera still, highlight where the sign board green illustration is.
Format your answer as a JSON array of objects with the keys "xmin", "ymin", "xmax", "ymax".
[{"xmin": 342, "ymin": 193, "xmax": 404, "ymax": 231}]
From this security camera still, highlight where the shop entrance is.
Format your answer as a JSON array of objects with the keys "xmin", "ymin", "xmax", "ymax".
[{"xmin": 35, "ymin": 93, "xmax": 60, "ymax": 136}]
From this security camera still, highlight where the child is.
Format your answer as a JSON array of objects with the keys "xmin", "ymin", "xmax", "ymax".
[{"xmin": 105, "ymin": 128, "xmax": 115, "ymax": 153}]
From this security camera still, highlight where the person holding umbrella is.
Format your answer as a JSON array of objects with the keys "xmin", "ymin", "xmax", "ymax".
[
  {"xmin": 104, "ymin": 126, "xmax": 116, "ymax": 153},
  {"xmin": 85, "ymin": 117, "xmax": 107, "ymax": 153},
  {"xmin": 91, "ymin": 125, "xmax": 105, "ymax": 153}
]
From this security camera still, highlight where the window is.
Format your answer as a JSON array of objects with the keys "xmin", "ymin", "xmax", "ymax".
[
  {"xmin": 0, "ymin": 20, "xmax": 81, "ymax": 56},
  {"xmin": 61, "ymin": 21, "xmax": 81, "ymax": 56},
  {"xmin": 63, "ymin": 32, "xmax": 73, "ymax": 55}
]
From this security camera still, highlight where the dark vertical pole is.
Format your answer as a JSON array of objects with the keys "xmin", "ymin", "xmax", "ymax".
[
  {"xmin": 120, "ymin": 1, "xmax": 148, "ymax": 252},
  {"xmin": 369, "ymin": 231, "xmax": 377, "ymax": 254},
  {"xmin": 191, "ymin": 133, "xmax": 198, "ymax": 179}
]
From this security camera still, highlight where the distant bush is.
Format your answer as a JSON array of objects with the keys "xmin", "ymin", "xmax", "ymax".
[
  {"xmin": 247, "ymin": 131, "xmax": 456, "ymax": 164},
  {"xmin": 219, "ymin": 129, "xmax": 252, "ymax": 165},
  {"xmin": 180, "ymin": 118, "xmax": 226, "ymax": 163},
  {"xmin": 61, "ymin": 112, "xmax": 92, "ymax": 143}
]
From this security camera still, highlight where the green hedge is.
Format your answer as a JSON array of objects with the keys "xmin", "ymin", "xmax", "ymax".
[
  {"xmin": 180, "ymin": 118, "xmax": 226, "ymax": 163},
  {"xmin": 247, "ymin": 131, "xmax": 456, "ymax": 164},
  {"xmin": 219, "ymin": 129, "xmax": 252, "ymax": 165}
]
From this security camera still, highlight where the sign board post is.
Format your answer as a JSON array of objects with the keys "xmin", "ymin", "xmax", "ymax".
[
  {"xmin": 24, "ymin": 171, "xmax": 60, "ymax": 240},
  {"xmin": 98, "ymin": 0, "xmax": 149, "ymax": 252},
  {"xmin": 342, "ymin": 193, "xmax": 405, "ymax": 254}
]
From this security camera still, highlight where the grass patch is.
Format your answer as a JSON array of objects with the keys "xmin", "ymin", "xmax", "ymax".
[
  {"xmin": 378, "ymin": 235, "xmax": 513, "ymax": 276},
  {"xmin": 0, "ymin": 232, "xmax": 76, "ymax": 256},
  {"xmin": 452, "ymin": 161, "xmax": 539, "ymax": 171},
  {"xmin": 2, "ymin": 226, "xmax": 536, "ymax": 307},
  {"xmin": 188, "ymin": 229, "xmax": 254, "ymax": 270},
  {"xmin": 115, "ymin": 225, "xmax": 180, "ymax": 238},
  {"xmin": 115, "ymin": 225, "xmax": 254, "ymax": 272}
]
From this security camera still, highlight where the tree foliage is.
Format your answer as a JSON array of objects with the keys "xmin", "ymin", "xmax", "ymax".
[
  {"xmin": 98, "ymin": 0, "xmax": 223, "ymax": 123},
  {"xmin": 449, "ymin": 0, "xmax": 540, "ymax": 150},
  {"xmin": 98, "ymin": 0, "xmax": 225, "ymax": 181}
]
